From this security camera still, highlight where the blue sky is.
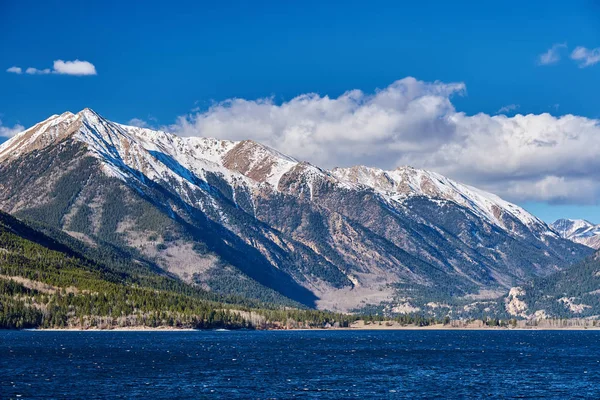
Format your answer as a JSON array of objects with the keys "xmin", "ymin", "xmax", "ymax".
[{"xmin": 2, "ymin": 0, "xmax": 600, "ymax": 223}]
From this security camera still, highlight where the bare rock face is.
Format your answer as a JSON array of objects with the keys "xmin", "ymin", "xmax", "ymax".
[
  {"xmin": 0, "ymin": 109, "xmax": 591, "ymax": 312},
  {"xmin": 505, "ymin": 287, "xmax": 528, "ymax": 317},
  {"xmin": 222, "ymin": 140, "xmax": 297, "ymax": 187}
]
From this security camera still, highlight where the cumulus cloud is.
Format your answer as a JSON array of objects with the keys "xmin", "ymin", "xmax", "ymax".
[
  {"xmin": 570, "ymin": 46, "xmax": 600, "ymax": 68},
  {"xmin": 52, "ymin": 60, "xmax": 97, "ymax": 76},
  {"xmin": 0, "ymin": 120, "xmax": 24, "ymax": 138},
  {"xmin": 416, "ymin": 112, "xmax": 600, "ymax": 204},
  {"xmin": 168, "ymin": 77, "xmax": 600, "ymax": 205},
  {"xmin": 6, "ymin": 60, "xmax": 97, "ymax": 76},
  {"xmin": 538, "ymin": 43, "xmax": 567, "ymax": 65},
  {"xmin": 171, "ymin": 77, "xmax": 466, "ymax": 168}
]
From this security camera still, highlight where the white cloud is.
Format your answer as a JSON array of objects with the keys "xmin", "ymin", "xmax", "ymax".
[
  {"xmin": 0, "ymin": 120, "xmax": 24, "ymax": 138},
  {"xmin": 570, "ymin": 46, "xmax": 600, "ymax": 68},
  {"xmin": 5, "ymin": 60, "xmax": 97, "ymax": 76},
  {"xmin": 419, "ymin": 112, "xmax": 600, "ymax": 204},
  {"xmin": 25, "ymin": 67, "xmax": 51, "ymax": 75},
  {"xmin": 500, "ymin": 176, "xmax": 598, "ymax": 205},
  {"xmin": 128, "ymin": 118, "xmax": 150, "ymax": 128},
  {"xmin": 538, "ymin": 43, "xmax": 567, "ymax": 65},
  {"xmin": 169, "ymin": 77, "xmax": 600, "ymax": 205},
  {"xmin": 52, "ymin": 60, "xmax": 97, "ymax": 76},
  {"xmin": 171, "ymin": 77, "xmax": 466, "ymax": 168},
  {"xmin": 497, "ymin": 104, "xmax": 519, "ymax": 114}
]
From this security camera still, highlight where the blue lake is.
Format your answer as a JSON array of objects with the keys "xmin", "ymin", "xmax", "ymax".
[{"xmin": 1, "ymin": 330, "xmax": 600, "ymax": 399}]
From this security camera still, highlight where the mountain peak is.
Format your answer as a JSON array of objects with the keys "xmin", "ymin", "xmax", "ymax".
[
  {"xmin": 394, "ymin": 165, "xmax": 418, "ymax": 172},
  {"xmin": 58, "ymin": 111, "xmax": 75, "ymax": 118},
  {"xmin": 550, "ymin": 218, "xmax": 600, "ymax": 248},
  {"xmin": 76, "ymin": 108, "xmax": 107, "ymax": 128},
  {"xmin": 551, "ymin": 218, "xmax": 594, "ymax": 233},
  {"xmin": 0, "ymin": 110, "xmax": 82, "ymax": 162},
  {"xmin": 222, "ymin": 139, "xmax": 298, "ymax": 186},
  {"xmin": 77, "ymin": 107, "xmax": 100, "ymax": 118}
]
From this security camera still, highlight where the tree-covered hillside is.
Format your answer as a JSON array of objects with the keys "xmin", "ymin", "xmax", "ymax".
[
  {"xmin": 510, "ymin": 251, "xmax": 600, "ymax": 318},
  {"xmin": 0, "ymin": 211, "xmax": 357, "ymax": 329}
]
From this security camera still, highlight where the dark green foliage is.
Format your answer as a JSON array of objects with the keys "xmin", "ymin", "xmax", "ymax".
[
  {"xmin": 517, "ymin": 252, "xmax": 600, "ymax": 318},
  {"xmin": 0, "ymin": 210, "xmax": 359, "ymax": 330},
  {"xmin": 18, "ymin": 152, "xmax": 96, "ymax": 228},
  {"xmin": 199, "ymin": 262, "xmax": 304, "ymax": 308}
]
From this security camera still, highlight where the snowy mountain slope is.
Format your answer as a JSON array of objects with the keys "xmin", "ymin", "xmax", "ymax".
[
  {"xmin": 551, "ymin": 219, "xmax": 600, "ymax": 249},
  {"xmin": 0, "ymin": 109, "xmax": 591, "ymax": 312},
  {"xmin": 331, "ymin": 165, "xmax": 553, "ymax": 238}
]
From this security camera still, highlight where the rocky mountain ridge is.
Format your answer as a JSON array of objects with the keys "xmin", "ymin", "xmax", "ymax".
[{"xmin": 0, "ymin": 109, "xmax": 591, "ymax": 313}]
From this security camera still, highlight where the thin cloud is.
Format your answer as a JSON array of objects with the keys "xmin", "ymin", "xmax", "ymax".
[
  {"xmin": 497, "ymin": 104, "xmax": 519, "ymax": 114},
  {"xmin": 570, "ymin": 46, "xmax": 600, "ymax": 68},
  {"xmin": 6, "ymin": 60, "xmax": 97, "ymax": 76},
  {"xmin": 128, "ymin": 118, "xmax": 150, "ymax": 128},
  {"xmin": 169, "ymin": 77, "xmax": 600, "ymax": 205},
  {"xmin": 0, "ymin": 120, "xmax": 24, "ymax": 138},
  {"xmin": 26, "ymin": 67, "xmax": 51, "ymax": 75},
  {"xmin": 538, "ymin": 43, "xmax": 567, "ymax": 65}
]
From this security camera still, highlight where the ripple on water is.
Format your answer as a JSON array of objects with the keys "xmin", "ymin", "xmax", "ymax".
[{"xmin": 1, "ymin": 330, "xmax": 600, "ymax": 399}]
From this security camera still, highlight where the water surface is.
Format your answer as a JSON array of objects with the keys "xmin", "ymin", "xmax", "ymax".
[{"xmin": 1, "ymin": 330, "xmax": 599, "ymax": 398}]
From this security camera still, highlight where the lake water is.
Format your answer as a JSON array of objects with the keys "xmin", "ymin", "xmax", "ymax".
[{"xmin": 1, "ymin": 330, "xmax": 600, "ymax": 399}]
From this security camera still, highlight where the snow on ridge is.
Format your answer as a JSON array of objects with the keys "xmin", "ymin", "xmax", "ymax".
[
  {"xmin": 240, "ymin": 140, "xmax": 298, "ymax": 188},
  {"xmin": 0, "ymin": 111, "xmax": 78, "ymax": 160},
  {"xmin": 0, "ymin": 108, "xmax": 555, "ymax": 238},
  {"xmin": 77, "ymin": 112, "xmax": 253, "ymax": 191},
  {"xmin": 331, "ymin": 164, "xmax": 551, "ymax": 235}
]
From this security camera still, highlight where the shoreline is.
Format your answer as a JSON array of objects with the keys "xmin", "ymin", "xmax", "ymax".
[{"xmin": 23, "ymin": 325, "xmax": 600, "ymax": 332}]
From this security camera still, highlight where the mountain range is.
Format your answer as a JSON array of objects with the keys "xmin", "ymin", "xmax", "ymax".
[{"xmin": 0, "ymin": 109, "xmax": 593, "ymax": 317}]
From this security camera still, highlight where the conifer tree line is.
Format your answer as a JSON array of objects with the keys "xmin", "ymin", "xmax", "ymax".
[
  {"xmin": 0, "ymin": 210, "xmax": 377, "ymax": 330},
  {"xmin": 0, "ymin": 221, "xmax": 446, "ymax": 330}
]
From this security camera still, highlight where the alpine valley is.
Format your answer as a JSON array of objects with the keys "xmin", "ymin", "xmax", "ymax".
[{"xmin": 0, "ymin": 108, "xmax": 598, "ymax": 325}]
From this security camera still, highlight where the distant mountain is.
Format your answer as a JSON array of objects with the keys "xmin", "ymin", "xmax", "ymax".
[
  {"xmin": 0, "ymin": 109, "xmax": 591, "ymax": 313},
  {"xmin": 551, "ymin": 219, "xmax": 600, "ymax": 249}
]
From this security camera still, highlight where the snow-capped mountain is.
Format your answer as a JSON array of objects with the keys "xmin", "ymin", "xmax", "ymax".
[
  {"xmin": 0, "ymin": 109, "xmax": 553, "ymax": 238},
  {"xmin": 551, "ymin": 219, "xmax": 600, "ymax": 249},
  {"xmin": 0, "ymin": 109, "xmax": 591, "ymax": 312}
]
